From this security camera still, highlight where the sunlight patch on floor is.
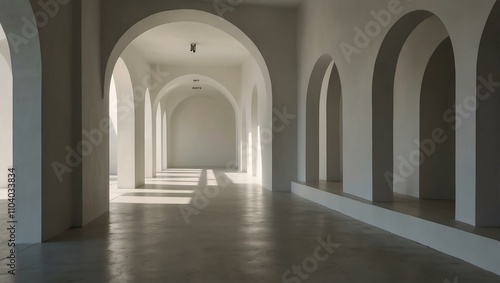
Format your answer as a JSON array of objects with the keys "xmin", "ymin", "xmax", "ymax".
[
  {"xmin": 224, "ymin": 173, "xmax": 259, "ymax": 185},
  {"xmin": 0, "ymin": 188, "xmax": 7, "ymax": 200},
  {"xmin": 110, "ymin": 169, "xmax": 259, "ymax": 204},
  {"xmin": 111, "ymin": 196, "xmax": 192, "ymax": 205}
]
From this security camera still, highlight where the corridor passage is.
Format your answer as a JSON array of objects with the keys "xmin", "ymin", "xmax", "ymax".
[{"xmin": 1, "ymin": 169, "xmax": 499, "ymax": 283}]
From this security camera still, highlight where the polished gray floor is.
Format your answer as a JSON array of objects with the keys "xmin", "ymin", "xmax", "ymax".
[{"xmin": 1, "ymin": 169, "xmax": 500, "ymax": 283}]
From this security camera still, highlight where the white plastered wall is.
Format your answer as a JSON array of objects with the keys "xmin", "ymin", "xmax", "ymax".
[
  {"xmin": 298, "ymin": 0, "xmax": 496, "ymax": 225},
  {"xmin": 168, "ymin": 91, "xmax": 236, "ymax": 167}
]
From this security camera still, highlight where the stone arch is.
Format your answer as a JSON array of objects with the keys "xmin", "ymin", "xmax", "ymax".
[
  {"xmin": 305, "ymin": 54, "xmax": 343, "ymax": 183},
  {"xmin": 112, "ymin": 58, "xmax": 136, "ymax": 189},
  {"xmin": 155, "ymin": 74, "xmax": 241, "ymax": 170},
  {"xmin": 321, "ymin": 63, "xmax": 343, "ymax": 182},
  {"xmin": 372, "ymin": 11, "xmax": 455, "ymax": 201},
  {"xmin": 103, "ymin": 9, "xmax": 273, "ymax": 189}
]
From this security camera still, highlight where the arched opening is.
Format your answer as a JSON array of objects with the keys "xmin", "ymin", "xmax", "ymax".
[
  {"xmin": 318, "ymin": 63, "xmax": 332, "ymax": 182},
  {"xmin": 419, "ymin": 38, "xmax": 456, "ymax": 200},
  {"xmin": 305, "ymin": 54, "xmax": 343, "ymax": 183},
  {"xmin": 162, "ymin": 111, "xmax": 167, "ymax": 170},
  {"xmin": 240, "ymin": 101, "xmax": 248, "ymax": 173},
  {"xmin": 305, "ymin": 55, "xmax": 332, "ymax": 182},
  {"xmin": 373, "ymin": 11, "xmax": 456, "ymax": 202},
  {"xmin": 109, "ymin": 76, "xmax": 118, "ymax": 176},
  {"xmin": 0, "ymin": 1, "xmax": 43, "ymax": 243},
  {"xmin": 152, "ymin": 74, "xmax": 240, "ymax": 174},
  {"xmin": 251, "ymin": 87, "xmax": 259, "ymax": 177},
  {"xmin": 104, "ymin": 9, "xmax": 273, "ymax": 190},
  {"xmin": 476, "ymin": 0, "xmax": 500, "ymax": 227},
  {"xmin": 320, "ymin": 63, "xmax": 343, "ymax": 182},
  {"xmin": 110, "ymin": 58, "xmax": 136, "ymax": 189},
  {"xmin": 144, "ymin": 90, "xmax": 153, "ymax": 178},
  {"xmin": 155, "ymin": 103, "xmax": 162, "ymax": 173}
]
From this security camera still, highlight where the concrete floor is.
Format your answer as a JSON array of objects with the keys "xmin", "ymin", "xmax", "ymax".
[
  {"xmin": 307, "ymin": 181, "xmax": 500, "ymax": 241},
  {"xmin": 1, "ymin": 169, "xmax": 500, "ymax": 283}
]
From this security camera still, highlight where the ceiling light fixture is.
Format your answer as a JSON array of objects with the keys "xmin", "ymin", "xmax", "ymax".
[{"xmin": 190, "ymin": 43, "xmax": 197, "ymax": 53}]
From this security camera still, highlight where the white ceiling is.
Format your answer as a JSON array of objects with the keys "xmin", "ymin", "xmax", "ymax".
[
  {"xmin": 129, "ymin": 22, "xmax": 252, "ymax": 66},
  {"xmin": 153, "ymin": 74, "xmax": 233, "ymax": 107}
]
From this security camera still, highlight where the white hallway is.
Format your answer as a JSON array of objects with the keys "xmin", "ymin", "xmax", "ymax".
[{"xmin": 0, "ymin": 0, "xmax": 499, "ymax": 282}]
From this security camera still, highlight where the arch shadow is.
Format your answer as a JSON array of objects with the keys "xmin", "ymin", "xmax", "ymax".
[
  {"xmin": 476, "ymin": 0, "xmax": 500, "ymax": 227},
  {"xmin": 305, "ymin": 54, "xmax": 343, "ymax": 183},
  {"xmin": 372, "ymin": 10, "xmax": 457, "ymax": 202}
]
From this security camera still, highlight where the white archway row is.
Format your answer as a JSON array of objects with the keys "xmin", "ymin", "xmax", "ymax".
[
  {"xmin": 104, "ymin": 9, "xmax": 273, "ymax": 190},
  {"xmin": 108, "ymin": 44, "xmax": 154, "ymax": 190},
  {"xmin": 148, "ymin": 75, "xmax": 239, "ymax": 171},
  {"xmin": 153, "ymin": 103, "xmax": 169, "ymax": 174},
  {"xmin": 151, "ymin": 74, "xmax": 241, "ymax": 170},
  {"xmin": 240, "ymin": 83, "xmax": 264, "ymax": 184},
  {"xmin": 240, "ymin": 59, "xmax": 270, "ymax": 186}
]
